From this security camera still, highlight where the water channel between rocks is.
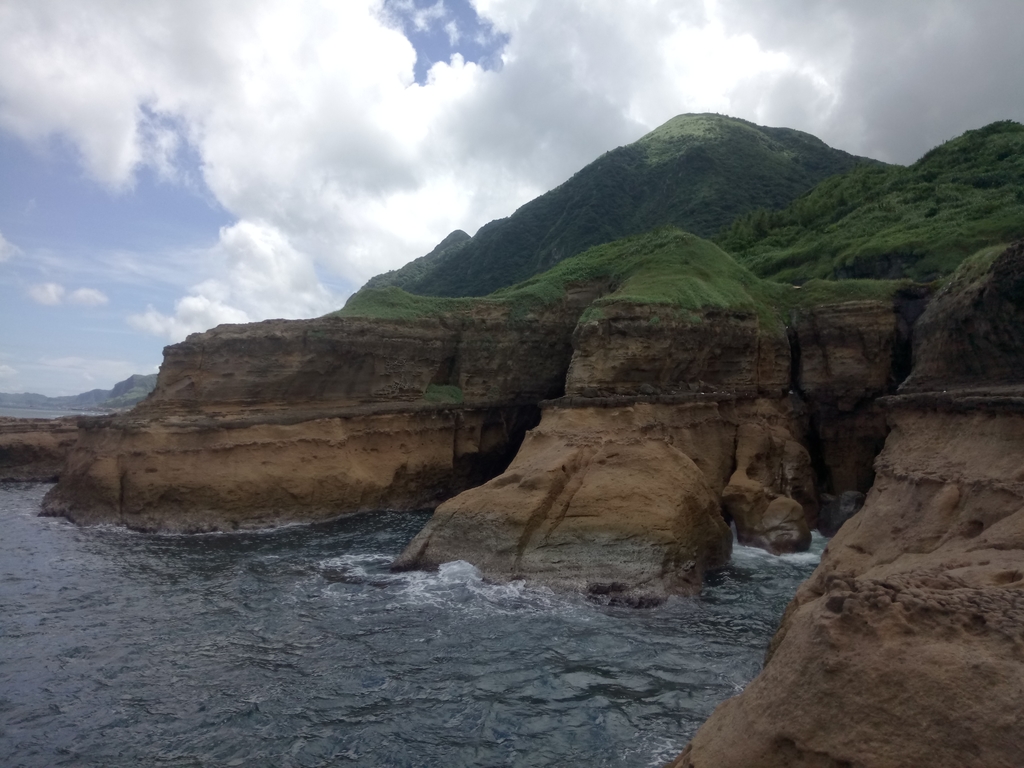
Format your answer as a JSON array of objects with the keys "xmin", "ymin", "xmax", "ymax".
[{"xmin": 0, "ymin": 483, "xmax": 825, "ymax": 768}]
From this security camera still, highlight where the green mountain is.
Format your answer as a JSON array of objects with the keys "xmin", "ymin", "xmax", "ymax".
[
  {"xmin": 361, "ymin": 113, "xmax": 870, "ymax": 298},
  {"xmin": 718, "ymin": 120, "xmax": 1024, "ymax": 283},
  {"xmin": 339, "ymin": 227, "xmax": 902, "ymax": 326},
  {"xmin": 0, "ymin": 373, "xmax": 158, "ymax": 413}
]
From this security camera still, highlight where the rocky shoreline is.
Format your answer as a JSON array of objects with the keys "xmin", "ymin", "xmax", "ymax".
[{"xmin": 10, "ymin": 238, "xmax": 1023, "ymax": 766}]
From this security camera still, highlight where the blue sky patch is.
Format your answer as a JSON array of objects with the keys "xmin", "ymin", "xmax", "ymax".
[{"xmin": 383, "ymin": 0, "xmax": 509, "ymax": 84}]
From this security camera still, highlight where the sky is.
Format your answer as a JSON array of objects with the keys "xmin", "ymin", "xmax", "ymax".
[{"xmin": 1, "ymin": 0, "xmax": 1023, "ymax": 395}]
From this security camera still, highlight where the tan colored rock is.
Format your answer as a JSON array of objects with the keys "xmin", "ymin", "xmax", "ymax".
[
  {"xmin": 669, "ymin": 402, "xmax": 1024, "ymax": 768},
  {"xmin": 42, "ymin": 405, "xmax": 535, "ymax": 532},
  {"xmin": 141, "ymin": 299, "xmax": 589, "ymax": 416},
  {"xmin": 0, "ymin": 417, "xmax": 79, "ymax": 481},
  {"xmin": 565, "ymin": 303, "xmax": 790, "ymax": 398},
  {"xmin": 721, "ymin": 422, "xmax": 816, "ymax": 552},
  {"xmin": 792, "ymin": 300, "xmax": 897, "ymax": 406},
  {"xmin": 42, "ymin": 294, "xmax": 594, "ymax": 530},
  {"xmin": 394, "ymin": 404, "xmax": 733, "ymax": 603}
]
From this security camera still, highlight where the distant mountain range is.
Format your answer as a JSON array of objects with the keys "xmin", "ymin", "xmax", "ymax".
[
  {"xmin": 362, "ymin": 113, "xmax": 872, "ymax": 298},
  {"xmin": 0, "ymin": 373, "xmax": 158, "ymax": 413}
]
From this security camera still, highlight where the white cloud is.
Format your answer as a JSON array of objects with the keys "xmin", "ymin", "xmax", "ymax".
[
  {"xmin": 0, "ymin": 230, "xmax": 18, "ymax": 262},
  {"xmin": 68, "ymin": 287, "xmax": 110, "ymax": 306},
  {"xmin": 2, "ymin": 0, "xmax": 1023, "ymax": 341},
  {"xmin": 0, "ymin": 364, "xmax": 17, "ymax": 379},
  {"xmin": 128, "ymin": 219, "xmax": 336, "ymax": 341},
  {"xmin": 27, "ymin": 282, "xmax": 110, "ymax": 307},
  {"xmin": 28, "ymin": 282, "xmax": 65, "ymax": 305}
]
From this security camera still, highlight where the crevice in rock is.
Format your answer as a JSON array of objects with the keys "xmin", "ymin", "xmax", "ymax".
[{"xmin": 892, "ymin": 285, "xmax": 932, "ymax": 390}]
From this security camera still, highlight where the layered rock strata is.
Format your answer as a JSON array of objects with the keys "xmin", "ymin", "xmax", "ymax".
[
  {"xmin": 565, "ymin": 303, "xmax": 790, "ymax": 398},
  {"xmin": 790, "ymin": 299, "xmax": 900, "ymax": 495},
  {"xmin": 395, "ymin": 396, "xmax": 816, "ymax": 600},
  {"xmin": 42, "ymin": 300, "xmax": 592, "ymax": 531},
  {"xmin": 0, "ymin": 417, "xmax": 79, "ymax": 482},
  {"xmin": 669, "ymin": 242, "xmax": 1024, "ymax": 767},
  {"xmin": 43, "ymin": 405, "xmax": 536, "ymax": 533}
]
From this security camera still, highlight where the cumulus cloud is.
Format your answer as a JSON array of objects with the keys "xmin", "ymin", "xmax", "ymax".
[
  {"xmin": 3, "ymin": 0, "xmax": 1024, "ymax": 339},
  {"xmin": 28, "ymin": 282, "xmax": 65, "ymax": 305},
  {"xmin": 129, "ymin": 219, "xmax": 336, "ymax": 341}
]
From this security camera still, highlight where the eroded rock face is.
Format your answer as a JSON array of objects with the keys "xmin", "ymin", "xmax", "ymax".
[
  {"xmin": 566, "ymin": 303, "xmax": 790, "ymax": 398},
  {"xmin": 721, "ymin": 422, "xmax": 815, "ymax": 553},
  {"xmin": 792, "ymin": 300, "xmax": 901, "ymax": 495},
  {"xmin": 394, "ymin": 399, "xmax": 814, "ymax": 599},
  {"xmin": 902, "ymin": 240, "xmax": 1024, "ymax": 393},
  {"xmin": 43, "ymin": 406, "xmax": 536, "ymax": 532},
  {"xmin": 143, "ymin": 302, "xmax": 585, "ymax": 414},
  {"xmin": 0, "ymin": 417, "xmax": 79, "ymax": 482},
  {"xmin": 42, "ymin": 296, "xmax": 597, "ymax": 530},
  {"xmin": 671, "ymin": 404, "xmax": 1024, "ymax": 768},
  {"xmin": 670, "ymin": 246, "xmax": 1024, "ymax": 768}
]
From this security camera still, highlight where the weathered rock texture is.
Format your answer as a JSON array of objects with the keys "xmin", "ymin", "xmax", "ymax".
[
  {"xmin": 902, "ymin": 240, "xmax": 1024, "ymax": 393},
  {"xmin": 671, "ymin": 403, "xmax": 1024, "ymax": 768},
  {"xmin": 142, "ymin": 305, "xmax": 584, "ymax": 413},
  {"xmin": 791, "ymin": 300, "xmax": 900, "ymax": 495},
  {"xmin": 395, "ymin": 398, "xmax": 814, "ymax": 599},
  {"xmin": 42, "ymin": 301, "xmax": 597, "ymax": 530},
  {"xmin": 670, "ymin": 243, "xmax": 1024, "ymax": 768},
  {"xmin": 721, "ymin": 422, "xmax": 815, "ymax": 553},
  {"xmin": 566, "ymin": 304, "xmax": 790, "ymax": 398},
  {"xmin": 0, "ymin": 417, "xmax": 79, "ymax": 482},
  {"xmin": 43, "ymin": 405, "xmax": 536, "ymax": 532}
]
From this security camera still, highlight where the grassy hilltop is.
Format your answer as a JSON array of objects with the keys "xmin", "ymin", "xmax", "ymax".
[
  {"xmin": 344, "ymin": 118, "xmax": 1024, "ymax": 325},
  {"xmin": 363, "ymin": 113, "xmax": 868, "ymax": 298},
  {"xmin": 718, "ymin": 121, "xmax": 1024, "ymax": 283},
  {"xmin": 338, "ymin": 228, "xmax": 905, "ymax": 328}
]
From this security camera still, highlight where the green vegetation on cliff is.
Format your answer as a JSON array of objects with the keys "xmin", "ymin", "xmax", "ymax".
[
  {"xmin": 363, "ymin": 113, "xmax": 867, "ymax": 298},
  {"xmin": 337, "ymin": 228, "xmax": 908, "ymax": 328},
  {"xmin": 718, "ymin": 121, "xmax": 1024, "ymax": 283}
]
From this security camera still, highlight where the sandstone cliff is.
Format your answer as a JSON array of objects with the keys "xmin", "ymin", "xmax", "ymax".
[
  {"xmin": 0, "ymin": 417, "xmax": 79, "ymax": 482},
  {"xmin": 394, "ymin": 398, "xmax": 814, "ymax": 602},
  {"xmin": 669, "ymin": 242, "xmax": 1024, "ymax": 768},
  {"xmin": 42, "ymin": 230, "xmax": 921, "ymax": 602}
]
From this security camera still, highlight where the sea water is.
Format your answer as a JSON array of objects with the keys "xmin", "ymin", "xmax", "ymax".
[{"xmin": 0, "ymin": 483, "xmax": 824, "ymax": 767}]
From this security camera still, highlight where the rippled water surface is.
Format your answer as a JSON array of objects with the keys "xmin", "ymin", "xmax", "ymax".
[{"xmin": 0, "ymin": 484, "xmax": 825, "ymax": 767}]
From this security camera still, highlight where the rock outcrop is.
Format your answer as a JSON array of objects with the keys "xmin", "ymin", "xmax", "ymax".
[
  {"xmin": 791, "ymin": 299, "xmax": 900, "ymax": 495},
  {"xmin": 721, "ymin": 422, "xmax": 815, "ymax": 554},
  {"xmin": 0, "ymin": 417, "xmax": 79, "ymax": 482},
  {"xmin": 42, "ymin": 405, "xmax": 536, "ymax": 532},
  {"xmin": 41, "ymin": 299, "xmax": 594, "ymax": 531},
  {"xmin": 565, "ymin": 303, "xmax": 790, "ymax": 398},
  {"xmin": 395, "ymin": 396, "xmax": 814, "ymax": 598},
  {"xmin": 669, "ymin": 242, "xmax": 1024, "ymax": 768},
  {"xmin": 394, "ymin": 403, "xmax": 734, "ymax": 604}
]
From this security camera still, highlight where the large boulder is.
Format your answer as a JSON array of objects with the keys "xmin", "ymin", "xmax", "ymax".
[
  {"xmin": 721, "ymin": 422, "xmax": 815, "ymax": 553},
  {"xmin": 394, "ymin": 406, "xmax": 734, "ymax": 604}
]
